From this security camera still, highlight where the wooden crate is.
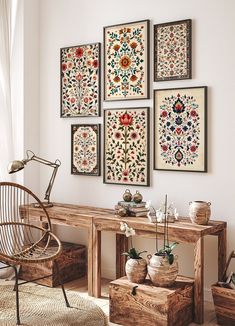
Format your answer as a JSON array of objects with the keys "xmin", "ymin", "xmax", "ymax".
[
  {"xmin": 109, "ymin": 276, "xmax": 194, "ymax": 326},
  {"xmin": 212, "ymin": 285, "xmax": 235, "ymax": 325},
  {"xmin": 20, "ymin": 241, "xmax": 86, "ymax": 287}
]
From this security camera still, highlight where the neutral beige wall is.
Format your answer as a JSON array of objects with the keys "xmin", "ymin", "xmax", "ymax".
[{"xmin": 37, "ymin": 0, "xmax": 235, "ymax": 298}]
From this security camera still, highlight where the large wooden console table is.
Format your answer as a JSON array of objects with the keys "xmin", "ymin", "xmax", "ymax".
[{"xmin": 27, "ymin": 203, "xmax": 227, "ymax": 325}]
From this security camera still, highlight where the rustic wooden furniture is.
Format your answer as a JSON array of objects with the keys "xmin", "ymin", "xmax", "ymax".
[
  {"xmin": 25, "ymin": 203, "xmax": 227, "ymax": 324},
  {"xmin": 20, "ymin": 241, "xmax": 86, "ymax": 287},
  {"xmin": 110, "ymin": 276, "xmax": 194, "ymax": 326},
  {"xmin": 93, "ymin": 214, "xmax": 227, "ymax": 325},
  {"xmin": 212, "ymin": 250, "xmax": 235, "ymax": 325},
  {"xmin": 0, "ymin": 182, "xmax": 70, "ymax": 325}
]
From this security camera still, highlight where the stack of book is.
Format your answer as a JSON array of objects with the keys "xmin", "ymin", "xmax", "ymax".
[{"xmin": 115, "ymin": 201, "xmax": 149, "ymax": 217}]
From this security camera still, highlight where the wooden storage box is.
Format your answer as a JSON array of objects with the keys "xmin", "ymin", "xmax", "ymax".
[
  {"xmin": 212, "ymin": 285, "xmax": 235, "ymax": 325},
  {"xmin": 109, "ymin": 276, "xmax": 194, "ymax": 326},
  {"xmin": 20, "ymin": 241, "xmax": 86, "ymax": 287}
]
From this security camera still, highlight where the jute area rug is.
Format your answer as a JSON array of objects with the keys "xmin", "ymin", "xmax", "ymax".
[{"xmin": 0, "ymin": 284, "xmax": 108, "ymax": 326}]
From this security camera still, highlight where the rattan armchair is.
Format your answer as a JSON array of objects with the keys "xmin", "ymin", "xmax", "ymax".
[{"xmin": 0, "ymin": 182, "xmax": 70, "ymax": 325}]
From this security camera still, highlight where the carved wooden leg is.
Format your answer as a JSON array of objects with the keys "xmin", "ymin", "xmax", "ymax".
[
  {"xmin": 93, "ymin": 224, "xmax": 101, "ymax": 298},
  {"xmin": 87, "ymin": 226, "xmax": 93, "ymax": 296},
  {"xmin": 218, "ymin": 228, "xmax": 227, "ymax": 281},
  {"xmin": 194, "ymin": 237, "xmax": 204, "ymax": 324},
  {"xmin": 116, "ymin": 234, "xmax": 128, "ymax": 279}
]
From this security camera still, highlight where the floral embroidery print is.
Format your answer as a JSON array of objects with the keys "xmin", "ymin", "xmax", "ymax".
[
  {"xmin": 71, "ymin": 124, "xmax": 100, "ymax": 175},
  {"xmin": 154, "ymin": 87, "xmax": 207, "ymax": 172},
  {"xmin": 104, "ymin": 108, "xmax": 149, "ymax": 185},
  {"xmin": 104, "ymin": 20, "xmax": 149, "ymax": 100},
  {"xmin": 154, "ymin": 20, "xmax": 191, "ymax": 81},
  {"xmin": 61, "ymin": 43, "xmax": 100, "ymax": 117}
]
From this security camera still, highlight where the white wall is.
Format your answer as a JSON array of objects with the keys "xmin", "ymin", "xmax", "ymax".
[{"xmin": 38, "ymin": 0, "xmax": 235, "ymax": 295}]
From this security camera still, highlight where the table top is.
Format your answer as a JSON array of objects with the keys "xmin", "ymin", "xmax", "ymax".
[{"xmin": 27, "ymin": 203, "xmax": 226, "ymax": 243}]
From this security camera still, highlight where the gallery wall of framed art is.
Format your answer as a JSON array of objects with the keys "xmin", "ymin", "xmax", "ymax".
[{"xmin": 59, "ymin": 16, "xmax": 208, "ymax": 186}]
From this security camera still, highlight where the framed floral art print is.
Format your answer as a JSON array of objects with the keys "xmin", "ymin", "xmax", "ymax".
[
  {"xmin": 61, "ymin": 43, "xmax": 100, "ymax": 117},
  {"xmin": 104, "ymin": 107, "xmax": 150, "ymax": 186},
  {"xmin": 154, "ymin": 87, "xmax": 207, "ymax": 172},
  {"xmin": 71, "ymin": 124, "xmax": 101, "ymax": 176},
  {"xmin": 154, "ymin": 19, "xmax": 192, "ymax": 81},
  {"xmin": 104, "ymin": 20, "xmax": 150, "ymax": 101}
]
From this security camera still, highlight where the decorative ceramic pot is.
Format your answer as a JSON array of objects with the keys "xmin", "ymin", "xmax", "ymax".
[
  {"xmin": 125, "ymin": 258, "xmax": 147, "ymax": 283},
  {"xmin": 123, "ymin": 189, "xmax": 132, "ymax": 202},
  {"xmin": 133, "ymin": 191, "xmax": 143, "ymax": 204},
  {"xmin": 189, "ymin": 201, "xmax": 211, "ymax": 225},
  {"xmin": 147, "ymin": 254, "xmax": 178, "ymax": 287}
]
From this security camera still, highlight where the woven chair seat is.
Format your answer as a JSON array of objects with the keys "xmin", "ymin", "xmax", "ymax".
[{"xmin": 0, "ymin": 222, "xmax": 61, "ymax": 265}]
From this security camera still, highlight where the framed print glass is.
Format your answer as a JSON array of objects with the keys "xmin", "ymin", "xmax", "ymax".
[
  {"xmin": 104, "ymin": 20, "xmax": 150, "ymax": 101},
  {"xmin": 71, "ymin": 124, "xmax": 101, "ymax": 176},
  {"xmin": 104, "ymin": 107, "xmax": 150, "ymax": 186},
  {"xmin": 154, "ymin": 87, "xmax": 207, "ymax": 172},
  {"xmin": 61, "ymin": 43, "xmax": 100, "ymax": 117},
  {"xmin": 154, "ymin": 19, "xmax": 192, "ymax": 81}
]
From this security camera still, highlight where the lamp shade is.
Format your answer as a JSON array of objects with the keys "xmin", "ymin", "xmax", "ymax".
[{"xmin": 8, "ymin": 160, "xmax": 25, "ymax": 174}]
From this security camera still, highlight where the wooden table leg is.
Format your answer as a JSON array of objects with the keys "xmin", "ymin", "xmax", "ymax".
[
  {"xmin": 93, "ymin": 224, "xmax": 101, "ymax": 298},
  {"xmin": 194, "ymin": 237, "xmax": 204, "ymax": 324},
  {"xmin": 87, "ymin": 226, "xmax": 93, "ymax": 296},
  {"xmin": 218, "ymin": 227, "xmax": 227, "ymax": 281},
  {"xmin": 116, "ymin": 234, "xmax": 128, "ymax": 279}
]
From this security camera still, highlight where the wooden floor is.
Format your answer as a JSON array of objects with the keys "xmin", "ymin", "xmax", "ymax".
[{"xmin": 63, "ymin": 277, "xmax": 218, "ymax": 326}]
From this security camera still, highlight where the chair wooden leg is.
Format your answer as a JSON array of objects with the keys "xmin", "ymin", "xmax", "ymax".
[
  {"xmin": 54, "ymin": 261, "xmax": 70, "ymax": 307},
  {"xmin": 12, "ymin": 265, "xmax": 21, "ymax": 325}
]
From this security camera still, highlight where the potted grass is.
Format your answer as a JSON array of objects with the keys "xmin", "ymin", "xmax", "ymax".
[
  {"xmin": 120, "ymin": 222, "xmax": 147, "ymax": 283},
  {"xmin": 147, "ymin": 195, "xmax": 179, "ymax": 287}
]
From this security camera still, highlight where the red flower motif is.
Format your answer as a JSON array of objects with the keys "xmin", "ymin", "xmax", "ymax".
[
  {"xmin": 75, "ymin": 47, "xmax": 84, "ymax": 57},
  {"xmin": 114, "ymin": 131, "xmax": 122, "ymax": 139},
  {"xmin": 82, "ymin": 132, "xmax": 88, "ymax": 138},
  {"xmin": 113, "ymin": 44, "xmax": 120, "ymax": 51},
  {"xmin": 123, "ymin": 177, "xmax": 128, "ymax": 182},
  {"xmin": 62, "ymin": 63, "xmax": 67, "ymax": 71},
  {"xmin": 161, "ymin": 110, "xmax": 168, "ymax": 118},
  {"xmin": 82, "ymin": 159, "xmax": 88, "ymax": 166},
  {"xmin": 130, "ymin": 131, "xmax": 138, "ymax": 140},
  {"xmin": 190, "ymin": 110, "xmax": 197, "ymax": 117},
  {"xmin": 162, "ymin": 145, "xmax": 168, "ymax": 152},
  {"xmin": 176, "ymin": 128, "xmax": 182, "ymax": 135},
  {"xmin": 122, "ymin": 170, "xmax": 129, "ymax": 176},
  {"xmin": 84, "ymin": 97, "xmax": 89, "ymax": 103},
  {"xmin": 93, "ymin": 59, "xmax": 98, "ymax": 68},
  {"xmin": 119, "ymin": 113, "xmax": 133, "ymax": 126},
  {"xmin": 70, "ymin": 98, "xmax": 75, "ymax": 103},
  {"xmin": 190, "ymin": 145, "xmax": 197, "ymax": 152},
  {"xmin": 130, "ymin": 42, "xmax": 137, "ymax": 49}
]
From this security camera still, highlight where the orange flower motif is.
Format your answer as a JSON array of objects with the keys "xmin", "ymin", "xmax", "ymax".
[
  {"xmin": 130, "ymin": 42, "xmax": 137, "ymax": 49},
  {"xmin": 113, "ymin": 76, "xmax": 120, "ymax": 83},
  {"xmin": 113, "ymin": 44, "xmax": 120, "ymax": 51},
  {"xmin": 130, "ymin": 75, "xmax": 137, "ymax": 82},
  {"xmin": 119, "ymin": 55, "xmax": 132, "ymax": 70}
]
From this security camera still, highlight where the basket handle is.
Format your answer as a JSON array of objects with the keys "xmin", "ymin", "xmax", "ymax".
[{"xmin": 222, "ymin": 250, "xmax": 235, "ymax": 281}]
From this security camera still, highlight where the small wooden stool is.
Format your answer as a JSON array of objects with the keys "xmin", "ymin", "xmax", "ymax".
[
  {"xmin": 20, "ymin": 241, "xmax": 86, "ymax": 287},
  {"xmin": 109, "ymin": 276, "xmax": 194, "ymax": 326}
]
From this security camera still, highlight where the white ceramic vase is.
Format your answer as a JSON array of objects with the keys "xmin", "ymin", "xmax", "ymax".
[
  {"xmin": 189, "ymin": 201, "xmax": 211, "ymax": 225},
  {"xmin": 147, "ymin": 254, "xmax": 178, "ymax": 287},
  {"xmin": 125, "ymin": 258, "xmax": 147, "ymax": 283}
]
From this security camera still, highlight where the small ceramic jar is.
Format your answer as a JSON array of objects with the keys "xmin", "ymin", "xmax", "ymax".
[{"xmin": 189, "ymin": 201, "xmax": 211, "ymax": 225}]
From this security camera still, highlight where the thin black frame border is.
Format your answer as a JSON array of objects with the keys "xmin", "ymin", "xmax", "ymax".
[
  {"xmin": 103, "ymin": 107, "xmax": 150, "ymax": 186},
  {"xmin": 154, "ymin": 19, "xmax": 192, "ymax": 82},
  {"xmin": 153, "ymin": 86, "xmax": 208, "ymax": 172},
  {"xmin": 71, "ymin": 124, "xmax": 101, "ymax": 176},
  {"xmin": 60, "ymin": 42, "xmax": 101, "ymax": 118},
  {"xmin": 103, "ymin": 19, "xmax": 150, "ymax": 102}
]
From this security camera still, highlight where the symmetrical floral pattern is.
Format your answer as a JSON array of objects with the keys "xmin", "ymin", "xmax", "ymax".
[
  {"xmin": 104, "ymin": 20, "xmax": 149, "ymax": 100},
  {"xmin": 154, "ymin": 87, "xmax": 207, "ymax": 172},
  {"xmin": 61, "ymin": 43, "xmax": 100, "ymax": 117},
  {"xmin": 71, "ymin": 124, "xmax": 100, "ymax": 175},
  {"xmin": 154, "ymin": 20, "xmax": 191, "ymax": 81},
  {"xmin": 104, "ymin": 108, "xmax": 149, "ymax": 185}
]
